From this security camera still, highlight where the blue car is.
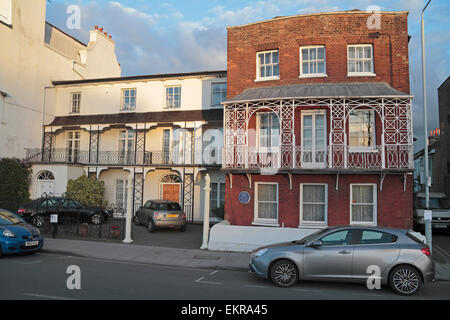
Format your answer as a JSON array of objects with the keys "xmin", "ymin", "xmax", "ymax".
[{"xmin": 0, "ymin": 208, "xmax": 44, "ymax": 256}]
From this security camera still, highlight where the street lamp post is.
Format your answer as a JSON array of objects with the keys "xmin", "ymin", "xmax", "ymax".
[{"xmin": 421, "ymin": 0, "xmax": 432, "ymax": 252}]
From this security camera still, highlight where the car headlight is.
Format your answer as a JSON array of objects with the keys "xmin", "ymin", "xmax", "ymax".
[
  {"xmin": 2, "ymin": 229, "xmax": 17, "ymax": 238},
  {"xmin": 253, "ymin": 248, "xmax": 268, "ymax": 258}
]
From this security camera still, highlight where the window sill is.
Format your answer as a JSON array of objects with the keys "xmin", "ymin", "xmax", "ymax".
[
  {"xmin": 347, "ymin": 73, "xmax": 376, "ymax": 77},
  {"xmin": 254, "ymin": 77, "xmax": 280, "ymax": 82},
  {"xmin": 298, "ymin": 224, "xmax": 327, "ymax": 229},
  {"xmin": 252, "ymin": 221, "xmax": 280, "ymax": 227},
  {"xmin": 120, "ymin": 109, "xmax": 137, "ymax": 113},
  {"xmin": 348, "ymin": 147, "xmax": 379, "ymax": 153},
  {"xmin": 299, "ymin": 74, "xmax": 327, "ymax": 79}
]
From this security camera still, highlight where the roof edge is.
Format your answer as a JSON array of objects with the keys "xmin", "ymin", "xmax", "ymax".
[
  {"xmin": 227, "ymin": 10, "xmax": 409, "ymax": 29},
  {"xmin": 45, "ymin": 21, "xmax": 87, "ymax": 47}
]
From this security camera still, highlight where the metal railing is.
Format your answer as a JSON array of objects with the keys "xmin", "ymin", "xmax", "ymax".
[
  {"xmin": 25, "ymin": 148, "xmax": 222, "ymax": 166},
  {"xmin": 223, "ymin": 144, "xmax": 413, "ymax": 170}
]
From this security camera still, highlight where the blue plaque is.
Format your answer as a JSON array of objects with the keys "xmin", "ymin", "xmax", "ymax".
[{"xmin": 238, "ymin": 191, "xmax": 250, "ymax": 204}]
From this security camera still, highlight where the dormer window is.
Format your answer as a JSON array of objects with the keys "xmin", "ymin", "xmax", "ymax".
[{"xmin": 256, "ymin": 50, "xmax": 279, "ymax": 81}]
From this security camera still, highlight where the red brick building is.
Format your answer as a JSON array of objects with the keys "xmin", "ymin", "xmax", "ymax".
[{"xmin": 222, "ymin": 10, "xmax": 414, "ymax": 231}]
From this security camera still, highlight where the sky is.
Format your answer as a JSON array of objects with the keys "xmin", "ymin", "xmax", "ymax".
[{"xmin": 45, "ymin": 0, "xmax": 450, "ymax": 151}]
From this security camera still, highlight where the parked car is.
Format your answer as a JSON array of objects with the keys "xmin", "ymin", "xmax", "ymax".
[
  {"xmin": 134, "ymin": 200, "xmax": 186, "ymax": 232},
  {"xmin": 414, "ymin": 192, "xmax": 450, "ymax": 232},
  {"xmin": 249, "ymin": 226, "xmax": 434, "ymax": 296},
  {"xmin": 0, "ymin": 208, "xmax": 44, "ymax": 256},
  {"xmin": 17, "ymin": 197, "xmax": 111, "ymax": 227}
]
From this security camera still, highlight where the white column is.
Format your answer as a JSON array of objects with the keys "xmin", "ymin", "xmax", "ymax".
[
  {"xmin": 200, "ymin": 173, "xmax": 211, "ymax": 250},
  {"xmin": 122, "ymin": 172, "xmax": 133, "ymax": 244}
]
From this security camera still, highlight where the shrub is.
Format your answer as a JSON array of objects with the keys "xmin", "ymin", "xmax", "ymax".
[
  {"xmin": 0, "ymin": 158, "xmax": 31, "ymax": 211},
  {"xmin": 66, "ymin": 175, "xmax": 106, "ymax": 207}
]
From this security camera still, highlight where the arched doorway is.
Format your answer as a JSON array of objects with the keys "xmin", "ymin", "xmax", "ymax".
[
  {"xmin": 36, "ymin": 170, "xmax": 55, "ymax": 198},
  {"xmin": 160, "ymin": 174, "xmax": 182, "ymax": 204}
]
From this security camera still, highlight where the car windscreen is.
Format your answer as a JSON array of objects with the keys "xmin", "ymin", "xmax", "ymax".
[
  {"xmin": 0, "ymin": 210, "xmax": 24, "ymax": 225},
  {"xmin": 152, "ymin": 203, "xmax": 181, "ymax": 211}
]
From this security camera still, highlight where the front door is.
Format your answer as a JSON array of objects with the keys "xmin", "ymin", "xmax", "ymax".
[
  {"xmin": 303, "ymin": 229, "xmax": 356, "ymax": 280},
  {"xmin": 162, "ymin": 184, "xmax": 180, "ymax": 203}
]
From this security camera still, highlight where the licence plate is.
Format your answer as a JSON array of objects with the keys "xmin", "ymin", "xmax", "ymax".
[
  {"xmin": 167, "ymin": 214, "xmax": 178, "ymax": 218},
  {"xmin": 433, "ymin": 224, "xmax": 447, "ymax": 229},
  {"xmin": 25, "ymin": 241, "xmax": 39, "ymax": 247}
]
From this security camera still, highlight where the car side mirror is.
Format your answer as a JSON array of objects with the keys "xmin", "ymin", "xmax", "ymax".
[{"xmin": 310, "ymin": 240, "xmax": 322, "ymax": 248}]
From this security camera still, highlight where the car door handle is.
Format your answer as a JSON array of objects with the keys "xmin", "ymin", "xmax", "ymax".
[{"xmin": 338, "ymin": 250, "xmax": 351, "ymax": 254}]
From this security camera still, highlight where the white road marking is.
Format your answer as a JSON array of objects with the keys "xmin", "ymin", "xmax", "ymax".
[
  {"xmin": 195, "ymin": 270, "xmax": 223, "ymax": 285},
  {"xmin": 23, "ymin": 293, "xmax": 78, "ymax": 300},
  {"xmin": 434, "ymin": 244, "xmax": 450, "ymax": 258}
]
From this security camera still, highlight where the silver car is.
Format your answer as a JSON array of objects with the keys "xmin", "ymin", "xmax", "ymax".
[
  {"xmin": 249, "ymin": 226, "xmax": 434, "ymax": 296},
  {"xmin": 134, "ymin": 200, "xmax": 186, "ymax": 232}
]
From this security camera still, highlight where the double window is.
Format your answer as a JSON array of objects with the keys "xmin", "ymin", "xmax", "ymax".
[
  {"xmin": 300, "ymin": 46, "xmax": 326, "ymax": 77},
  {"xmin": 347, "ymin": 44, "xmax": 374, "ymax": 76},
  {"xmin": 70, "ymin": 92, "xmax": 81, "ymax": 113},
  {"xmin": 350, "ymin": 184, "xmax": 377, "ymax": 226},
  {"xmin": 165, "ymin": 86, "xmax": 181, "ymax": 109},
  {"xmin": 254, "ymin": 183, "xmax": 278, "ymax": 225},
  {"xmin": 211, "ymin": 82, "xmax": 227, "ymax": 107},
  {"xmin": 121, "ymin": 88, "xmax": 136, "ymax": 111},
  {"xmin": 256, "ymin": 50, "xmax": 279, "ymax": 81}
]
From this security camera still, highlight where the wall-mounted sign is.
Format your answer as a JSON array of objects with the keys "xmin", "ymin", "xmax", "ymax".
[
  {"xmin": 50, "ymin": 214, "xmax": 58, "ymax": 224},
  {"xmin": 238, "ymin": 191, "xmax": 250, "ymax": 204}
]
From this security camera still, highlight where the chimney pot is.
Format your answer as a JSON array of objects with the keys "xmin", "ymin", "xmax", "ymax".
[
  {"xmin": 104, "ymin": 32, "xmax": 108, "ymax": 36},
  {"xmin": 99, "ymin": 27, "xmax": 103, "ymax": 32},
  {"xmin": 108, "ymin": 35, "xmax": 112, "ymax": 39},
  {"xmin": 94, "ymin": 25, "xmax": 98, "ymax": 30}
]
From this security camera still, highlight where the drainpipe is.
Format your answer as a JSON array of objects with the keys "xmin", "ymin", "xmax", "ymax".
[{"xmin": 0, "ymin": 91, "xmax": 6, "ymax": 124}]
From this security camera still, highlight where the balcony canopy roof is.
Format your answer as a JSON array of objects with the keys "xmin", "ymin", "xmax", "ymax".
[
  {"xmin": 224, "ymin": 82, "xmax": 411, "ymax": 104},
  {"xmin": 47, "ymin": 109, "xmax": 223, "ymax": 127}
]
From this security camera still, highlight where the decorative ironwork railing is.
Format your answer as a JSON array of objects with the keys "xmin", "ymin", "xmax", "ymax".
[
  {"xmin": 223, "ymin": 144, "xmax": 413, "ymax": 170},
  {"xmin": 25, "ymin": 148, "xmax": 222, "ymax": 166}
]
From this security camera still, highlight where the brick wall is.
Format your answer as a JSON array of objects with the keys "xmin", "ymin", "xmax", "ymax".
[
  {"xmin": 227, "ymin": 11, "xmax": 410, "ymax": 99},
  {"xmin": 224, "ymin": 173, "xmax": 413, "ymax": 229}
]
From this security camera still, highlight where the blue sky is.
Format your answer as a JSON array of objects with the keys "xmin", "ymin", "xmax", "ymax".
[{"xmin": 46, "ymin": 0, "xmax": 450, "ymax": 150}]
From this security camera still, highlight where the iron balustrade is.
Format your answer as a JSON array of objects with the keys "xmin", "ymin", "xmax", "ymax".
[
  {"xmin": 223, "ymin": 144, "xmax": 413, "ymax": 170},
  {"xmin": 25, "ymin": 148, "xmax": 222, "ymax": 166}
]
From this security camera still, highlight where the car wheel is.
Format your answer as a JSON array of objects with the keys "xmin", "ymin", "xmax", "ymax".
[
  {"xmin": 389, "ymin": 265, "xmax": 422, "ymax": 296},
  {"xmin": 32, "ymin": 215, "xmax": 45, "ymax": 228},
  {"xmin": 270, "ymin": 259, "xmax": 298, "ymax": 287},
  {"xmin": 148, "ymin": 219, "xmax": 156, "ymax": 233},
  {"xmin": 91, "ymin": 213, "xmax": 103, "ymax": 225},
  {"xmin": 133, "ymin": 215, "xmax": 140, "ymax": 226}
]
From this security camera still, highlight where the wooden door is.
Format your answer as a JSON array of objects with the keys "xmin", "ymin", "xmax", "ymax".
[{"xmin": 162, "ymin": 184, "xmax": 180, "ymax": 203}]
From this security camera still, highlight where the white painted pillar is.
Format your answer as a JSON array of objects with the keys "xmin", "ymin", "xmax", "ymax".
[
  {"xmin": 200, "ymin": 173, "xmax": 211, "ymax": 250},
  {"xmin": 123, "ymin": 172, "xmax": 133, "ymax": 244}
]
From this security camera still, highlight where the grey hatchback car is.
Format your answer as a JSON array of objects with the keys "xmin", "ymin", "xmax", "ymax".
[
  {"xmin": 134, "ymin": 200, "xmax": 186, "ymax": 232},
  {"xmin": 249, "ymin": 226, "xmax": 434, "ymax": 296}
]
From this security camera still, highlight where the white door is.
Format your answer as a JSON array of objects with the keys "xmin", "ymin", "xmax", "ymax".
[
  {"xmin": 301, "ymin": 111, "xmax": 327, "ymax": 168},
  {"xmin": 36, "ymin": 180, "xmax": 55, "ymax": 198}
]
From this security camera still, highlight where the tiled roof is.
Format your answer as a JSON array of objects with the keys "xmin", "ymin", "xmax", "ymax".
[
  {"xmin": 225, "ymin": 82, "xmax": 410, "ymax": 103},
  {"xmin": 47, "ymin": 109, "xmax": 223, "ymax": 126}
]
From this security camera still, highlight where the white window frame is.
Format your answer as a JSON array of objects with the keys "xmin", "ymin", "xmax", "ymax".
[
  {"xmin": 165, "ymin": 85, "xmax": 182, "ymax": 109},
  {"xmin": 121, "ymin": 88, "xmax": 137, "ymax": 111},
  {"xmin": 301, "ymin": 110, "xmax": 327, "ymax": 168},
  {"xmin": 70, "ymin": 92, "xmax": 81, "ymax": 114},
  {"xmin": 118, "ymin": 129, "xmax": 135, "ymax": 154},
  {"xmin": 299, "ymin": 183, "xmax": 328, "ymax": 228},
  {"xmin": 253, "ymin": 182, "xmax": 279, "ymax": 226},
  {"xmin": 210, "ymin": 182, "xmax": 226, "ymax": 210},
  {"xmin": 256, "ymin": 112, "xmax": 280, "ymax": 151},
  {"xmin": 350, "ymin": 183, "xmax": 377, "ymax": 226},
  {"xmin": 299, "ymin": 46, "xmax": 327, "ymax": 78},
  {"xmin": 115, "ymin": 179, "xmax": 128, "ymax": 211},
  {"xmin": 211, "ymin": 82, "xmax": 227, "ymax": 107},
  {"xmin": 255, "ymin": 50, "xmax": 280, "ymax": 82},
  {"xmin": 348, "ymin": 108, "xmax": 377, "ymax": 152},
  {"xmin": 347, "ymin": 44, "xmax": 375, "ymax": 77}
]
